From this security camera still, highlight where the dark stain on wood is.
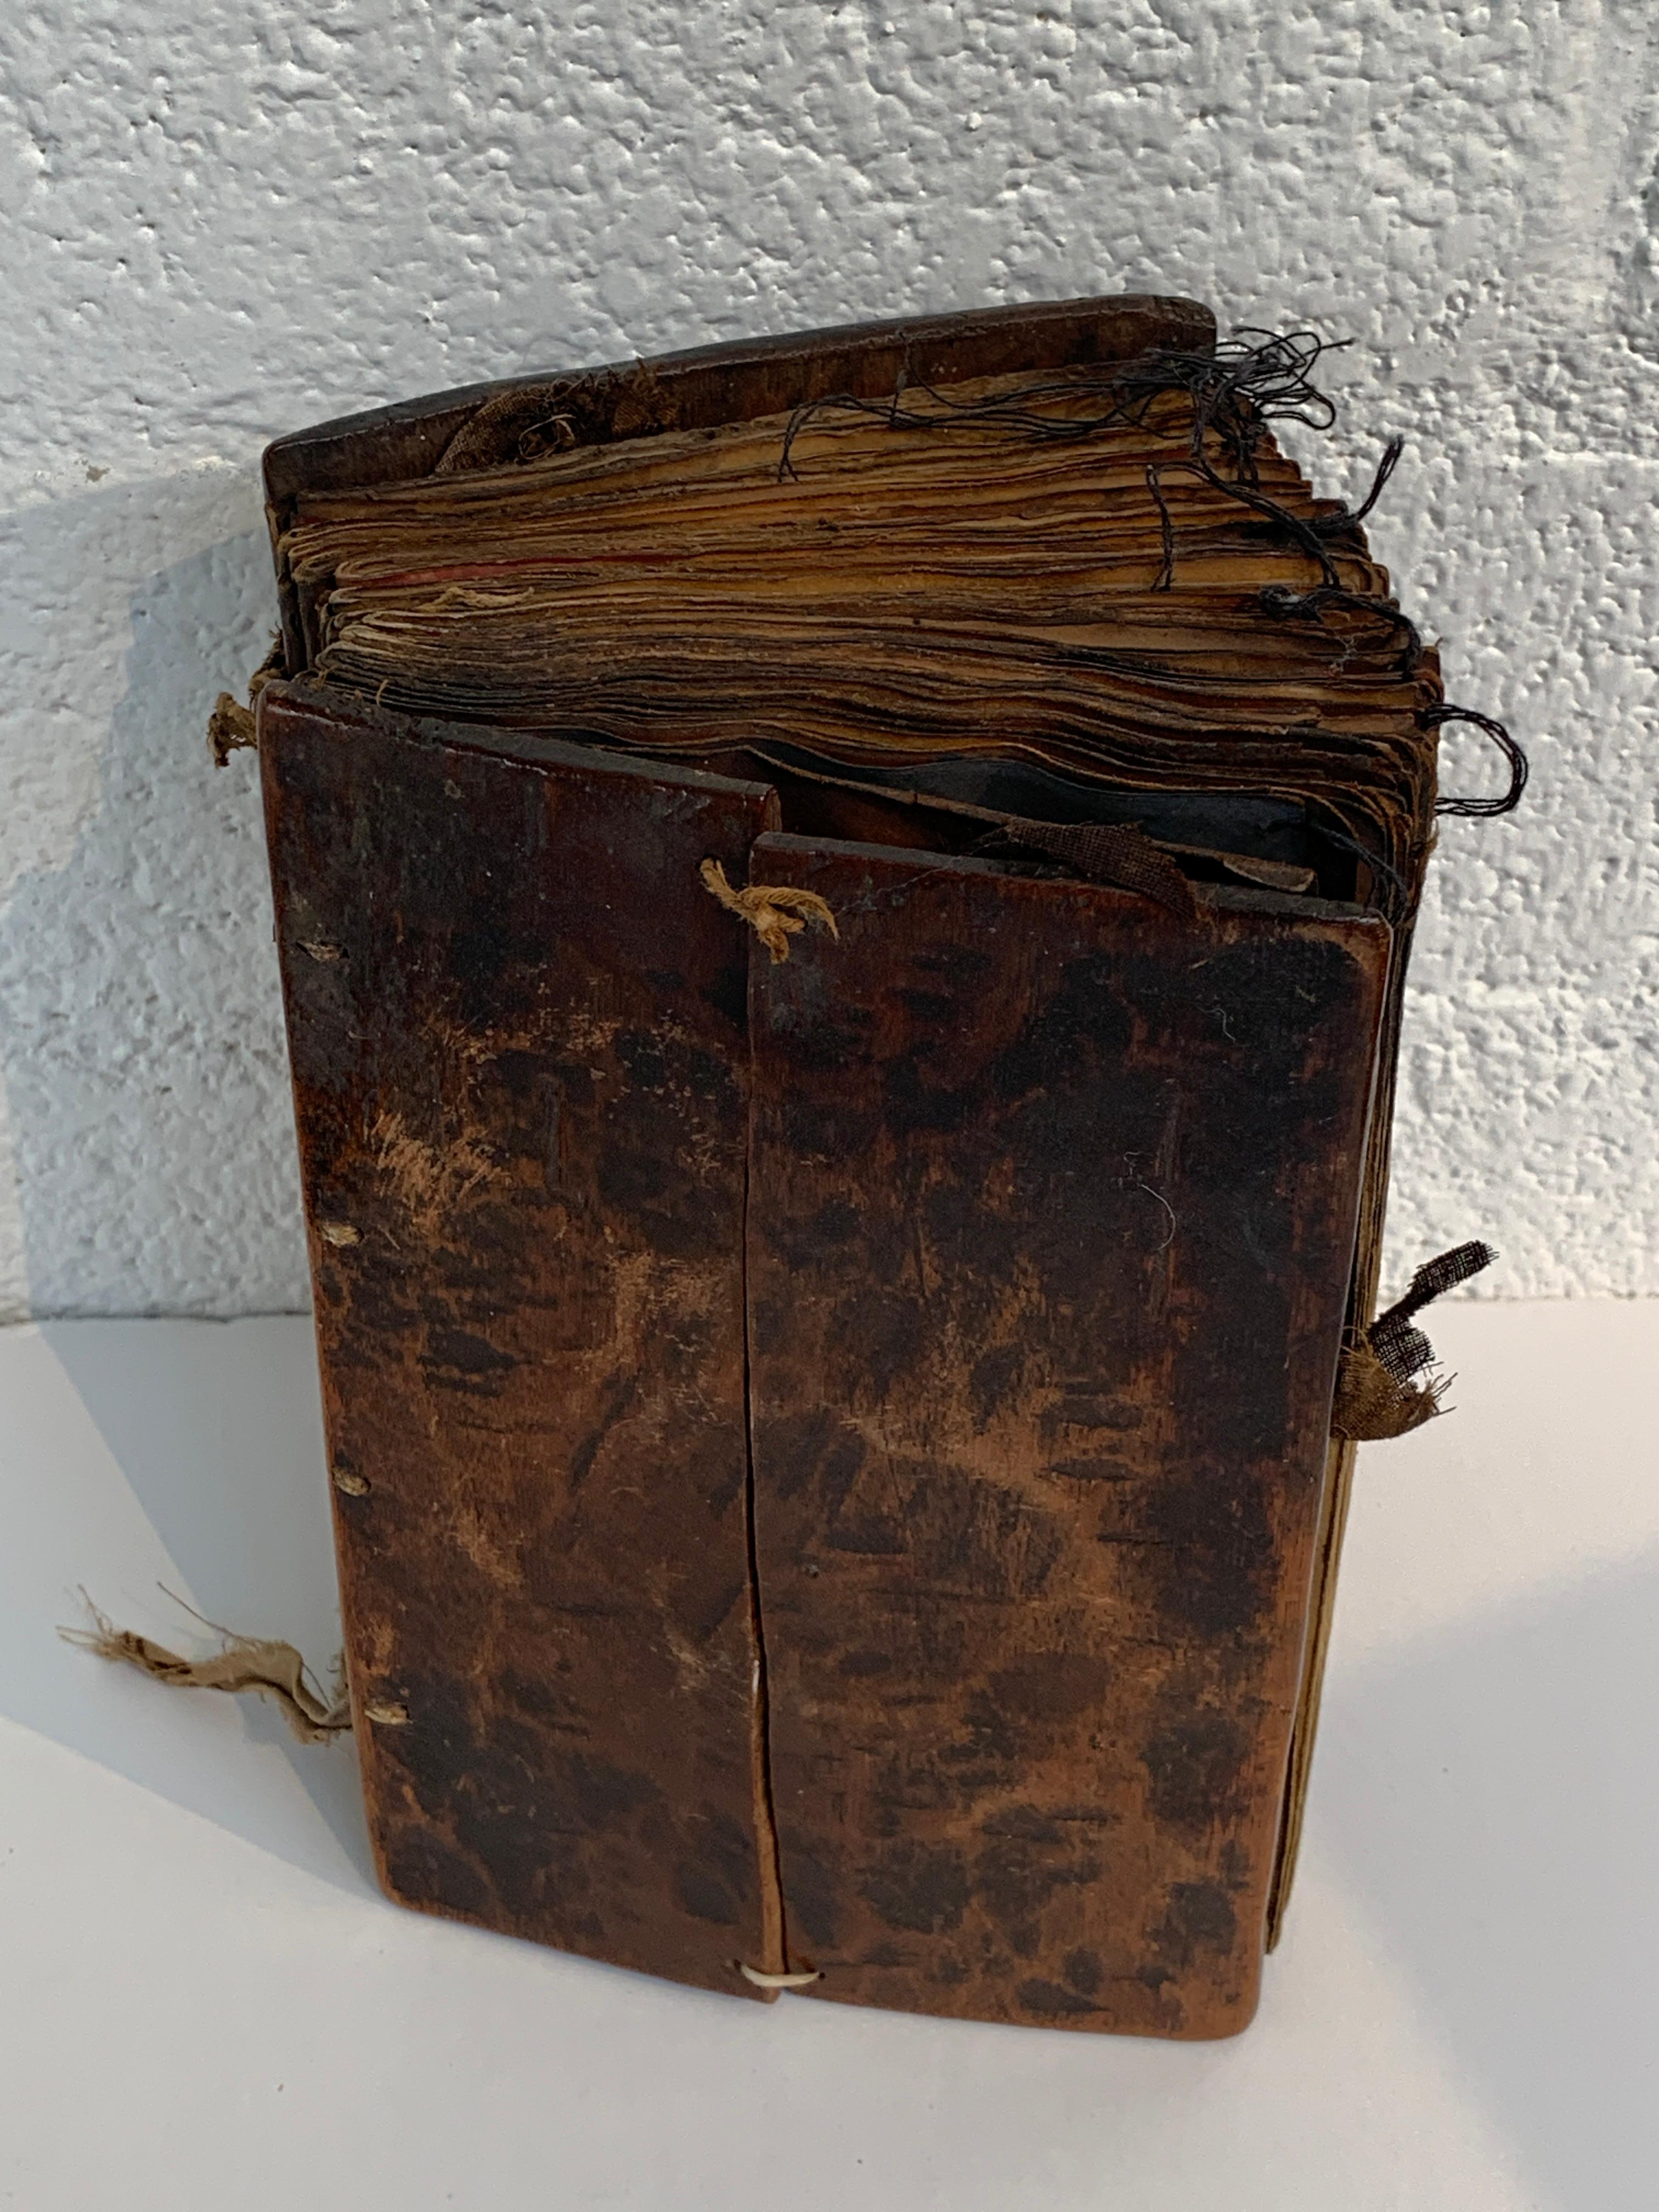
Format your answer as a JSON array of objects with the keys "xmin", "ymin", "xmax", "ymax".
[
  {"xmin": 746, "ymin": 836, "xmax": 1387, "ymax": 2038},
  {"xmin": 261, "ymin": 682, "xmax": 784, "ymax": 1999}
]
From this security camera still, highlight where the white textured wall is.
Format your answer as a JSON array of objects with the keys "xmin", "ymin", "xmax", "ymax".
[{"xmin": 2, "ymin": 0, "xmax": 1656, "ymax": 1316}]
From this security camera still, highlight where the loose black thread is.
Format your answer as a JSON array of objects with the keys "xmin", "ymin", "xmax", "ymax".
[
  {"xmin": 1148, "ymin": 432, "xmax": 1405, "ymax": 592},
  {"xmin": 1312, "ymin": 822, "xmax": 1412, "ymax": 913},
  {"xmin": 775, "ymin": 329, "xmax": 1526, "ymax": 828},
  {"xmin": 1106, "ymin": 343, "xmax": 1404, "ymax": 589},
  {"xmin": 778, "ymin": 329, "xmax": 1400, "ymax": 592},
  {"xmin": 1343, "ymin": 431, "xmax": 1405, "ymax": 526},
  {"xmin": 778, "ymin": 328, "xmax": 1355, "ymax": 483},
  {"xmin": 1421, "ymin": 705, "xmax": 1529, "ymax": 819},
  {"xmin": 1258, "ymin": 583, "xmax": 1423, "ymax": 677}
]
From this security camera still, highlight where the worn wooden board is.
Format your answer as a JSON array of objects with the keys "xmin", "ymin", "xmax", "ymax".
[
  {"xmin": 745, "ymin": 836, "xmax": 1390, "ymax": 2038},
  {"xmin": 262, "ymin": 294, "xmax": 1212, "ymax": 505},
  {"xmin": 259, "ymin": 682, "xmax": 784, "ymax": 1997}
]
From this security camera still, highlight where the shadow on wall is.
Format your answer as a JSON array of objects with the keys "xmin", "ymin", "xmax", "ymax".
[
  {"xmin": 1314, "ymin": 1549, "xmax": 1659, "ymax": 2212},
  {"xmin": 0, "ymin": 469, "xmax": 309, "ymax": 1315}
]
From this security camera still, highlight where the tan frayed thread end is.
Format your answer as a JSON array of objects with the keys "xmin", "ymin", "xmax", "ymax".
[
  {"xmin": 207, "ymin": 692, "xmax": 257, "ymax": 767},
  {"xmin": 60, "ymin": 1591, "xmax": 352, "ymax": 1744},
  {"xmin": 1330, "ymin": 1340, "xmax": 1447, "ymax": 1440},
  {"xmin": 737, "ymin": 1962, "xmax": 822, "ymax": 1989},
  {"xmin": 699, "ymin": 859, "xmax": 838, "ymax": 964},
  {"xmin": 207, "ymin": 635, "xmax": 284, "ymax": 766}
]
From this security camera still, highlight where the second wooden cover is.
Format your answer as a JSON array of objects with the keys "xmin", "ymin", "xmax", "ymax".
[{"xmin": 745, "ymin": 836, "xmax": 1389, "ymax": 2038}]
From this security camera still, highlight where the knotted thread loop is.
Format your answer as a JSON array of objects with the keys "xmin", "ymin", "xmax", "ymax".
[
  {"xmin": 1422, "ymin": 706, "xmax": 1529, "ymax": 819},
  {"xmin": 699, "ymin": 858, "xmax": 838, "ymax": 964},
  {"xmin": 737, "ymin": 1962, "xmax": 822, "ymax": 1989}
]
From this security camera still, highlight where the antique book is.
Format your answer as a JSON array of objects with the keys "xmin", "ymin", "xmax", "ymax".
[{"xmin": 244, "ymin": 295, "xmax": 1519, "ymax": 2037}]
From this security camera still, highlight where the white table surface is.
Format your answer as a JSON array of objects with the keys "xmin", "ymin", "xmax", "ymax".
[{"xmin": 2, "ymin": 1300, "xmax": 1655, "ymax": 2211}]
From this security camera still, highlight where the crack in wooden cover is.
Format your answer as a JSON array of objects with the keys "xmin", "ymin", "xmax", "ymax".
[
  {"xmin": 745, "ymin": 835, "xmax": 1389, "ymax": 2038},
  {"xmin": 259, "ymin": 684, "xmax": 782, "ymax": 1997}
]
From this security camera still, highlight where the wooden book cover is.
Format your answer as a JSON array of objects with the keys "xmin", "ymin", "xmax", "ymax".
[{"xmin": 261, "ymin": 687, "xmax": 783, "ymax": 1997}]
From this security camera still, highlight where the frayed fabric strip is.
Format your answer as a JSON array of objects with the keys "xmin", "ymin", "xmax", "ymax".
[
  {"xmin": 61, "ymin": 1592, "xmax": 352, "ymax": 1745},
  {"xmin": 1332, "ymin": 1240, "xmax": 1496, "ymax": 1441}
]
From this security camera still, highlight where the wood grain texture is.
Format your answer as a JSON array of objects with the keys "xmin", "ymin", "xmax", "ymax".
[
  {"xmin": 744, "ymin": 836, "xmax": 1389, "ymax": 2038},
  {"xmin": 259, "ymin": 681, "xmax": 783, "ymax": 1997},
  {"xmin": 262, "ymin": 294, "xmax": 1215, "ymax": 505}
]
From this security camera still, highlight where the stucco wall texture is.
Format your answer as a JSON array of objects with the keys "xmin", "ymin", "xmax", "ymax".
[{"xmin": 2, "ymin": 1, "xmax": 1656, "ymax": 1317}]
